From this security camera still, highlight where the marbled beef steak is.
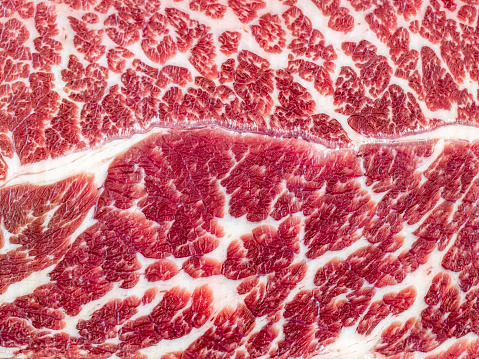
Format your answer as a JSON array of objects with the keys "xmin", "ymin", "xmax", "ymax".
[{"xmin": 0, "ymin": 0, "xmax": 478, "ymax": 358}]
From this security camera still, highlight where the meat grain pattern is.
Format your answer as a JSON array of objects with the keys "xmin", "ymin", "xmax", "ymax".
[{"xmin": 0, "ymin": 0, "xmax": 479, "ymax": 358}]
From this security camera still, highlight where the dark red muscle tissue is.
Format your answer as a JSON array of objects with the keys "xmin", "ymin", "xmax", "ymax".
[{"xmin": 0, "ymin": 0, "xmax": 478, "ymax": 358}]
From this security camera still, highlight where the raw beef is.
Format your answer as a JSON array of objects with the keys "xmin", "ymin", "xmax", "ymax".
[{"xmin": 1, "ymin": 0, "xmax": 479, "ymax": 358}]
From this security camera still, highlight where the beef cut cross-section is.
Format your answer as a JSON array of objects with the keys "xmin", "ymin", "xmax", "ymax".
[{"xmin": 1, "ymin": 0, "xmax": 479, "ymax": 358}]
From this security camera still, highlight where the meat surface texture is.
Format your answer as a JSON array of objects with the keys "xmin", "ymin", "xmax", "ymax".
[{"xmin": 2, "ymin": 0, "xmax": 479, "ymax": 358}]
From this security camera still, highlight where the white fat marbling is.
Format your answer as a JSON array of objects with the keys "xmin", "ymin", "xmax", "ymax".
[{"xmin": 4, "ymin": 0, "xmax": 479, "ymax": 358}]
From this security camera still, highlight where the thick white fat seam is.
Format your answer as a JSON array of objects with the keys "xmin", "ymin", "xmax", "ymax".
[
  {"xmin": 3, "ymin": 127, "xmax": 169, "ymax": 188},
  {"xmin": 0, "ymin": 264, "xmax": 56, "ymax": 304},
  {"xmin": 2, "ymin": 124, "xmax": 479, "ymax": 188},
  {"xmin": 0, "ymin": 347, "xmax": 18, "ymax": 358}
]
